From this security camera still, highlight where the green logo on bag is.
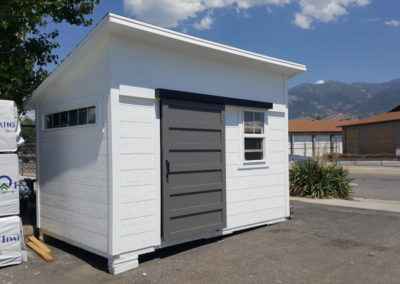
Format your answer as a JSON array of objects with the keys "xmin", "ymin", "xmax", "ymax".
[{"xmin": 0, "ymin": 176, "xmax": 13, "ymax": 192}]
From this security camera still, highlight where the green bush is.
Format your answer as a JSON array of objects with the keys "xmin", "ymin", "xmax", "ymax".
[{"xmin": 290, "ymin": 160, "xmax": 352, "ymax": 199}]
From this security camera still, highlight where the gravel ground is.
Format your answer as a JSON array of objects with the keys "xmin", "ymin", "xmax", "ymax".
[{"xmin": 2, "ymin": 201, "xmax": 400, "ymax": 284}]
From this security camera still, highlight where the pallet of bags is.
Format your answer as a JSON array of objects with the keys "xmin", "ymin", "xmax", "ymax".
[
  {"xmin": 0, "ymin": 216, "xmax": 27, "ymax": 268},
  {"xmin": 0, "ymin": 154, "xmax": 20, "ymax": 217}
]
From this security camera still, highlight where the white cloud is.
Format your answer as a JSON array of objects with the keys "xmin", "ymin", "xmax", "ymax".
[
  {"xmin": 294, "ymin": 13, "xmax": 312, "ymax": 29},
  {"xmin": 123, "ymin": 0, "xmax": 371, "ymax": 30},
  {"xmin": 385, "ymin": 20, "xmax": 400, "ymax": 27},
  {"xmin": 194, "ymin": 15, "xmax": 215, "ymax": 30},
  {"xmin": 123, "ymin": 0, "xmax": 290, "ymax": 28},
  {"xmin": 294, "ymin": 0, "xmax": 370, "ymax": 29},
  {"xmin": 315, "ymin": 80, "xmax": 326, "ymax": 85}
]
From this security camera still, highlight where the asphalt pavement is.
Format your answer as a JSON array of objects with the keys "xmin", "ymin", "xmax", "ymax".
[
  {"xmin": 347, "ymin": 166, "xmax": 400, "ymax": 201},
  {"xmin": 2, "ymin": 201, "xmax": 400, "ymax": 284}
]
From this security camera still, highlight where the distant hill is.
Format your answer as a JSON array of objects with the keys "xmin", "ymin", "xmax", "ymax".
[{"xmin": 289, "ymin": 78, "xmax": 400, "ymax": 119}]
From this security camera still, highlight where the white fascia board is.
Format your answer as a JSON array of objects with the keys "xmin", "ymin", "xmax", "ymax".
[{"xmin": 108, "ymin": 13, "xmax": 306, "ymax": 75}]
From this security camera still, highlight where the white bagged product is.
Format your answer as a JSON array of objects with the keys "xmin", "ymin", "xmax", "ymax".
[
  {"xmin": 0, "ymin": 154, "xmax": 20, "ymax": 217},
  {"xmin": 0, "ymin": 100, "xmax": 22, "ymax": 153},
  {"xmin": 0, "ymin": 216, "xmax": 26, "ymax": 267}
]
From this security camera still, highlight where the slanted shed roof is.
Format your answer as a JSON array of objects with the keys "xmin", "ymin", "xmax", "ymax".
[
  {"xmin": 289, "ymin": 119, "xmax": 344, "ymax": 133},
  {"xmin": 340, "ymin": 111, "xmax": 400, "ymax": 127},
  {"xmin": 31, "ymin": 13, "xmax": 306, "ymax": 103}
]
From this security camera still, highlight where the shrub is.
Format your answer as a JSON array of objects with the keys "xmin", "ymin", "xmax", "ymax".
[{"xmin": 290, "ymin": 160, "xmax": 352, "ymax": 199}]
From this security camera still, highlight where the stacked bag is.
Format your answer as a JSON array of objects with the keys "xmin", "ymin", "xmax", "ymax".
[{"xmin": 0, "ymin": 100, "xmax": 27, "ymax": 267}]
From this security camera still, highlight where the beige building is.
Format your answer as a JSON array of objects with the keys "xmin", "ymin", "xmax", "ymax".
[{"xmin": 341, "ymin": 107, "xmax": 400, "ymax": 157}]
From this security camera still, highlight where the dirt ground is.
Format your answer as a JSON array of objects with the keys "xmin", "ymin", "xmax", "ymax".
[{"xmin": 2, "ymin": 201, "xmax": 400, "ymax": 284}]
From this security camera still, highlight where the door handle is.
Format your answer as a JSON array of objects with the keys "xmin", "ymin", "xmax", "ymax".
[{"xmin": 166, "ymin": 160, "xmax": 170, "ymax": 181}]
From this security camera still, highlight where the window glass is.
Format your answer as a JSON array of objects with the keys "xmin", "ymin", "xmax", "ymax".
[
  {"xmin": 254, "ymin": 112, "xmax": 264, "ymax": 134},
  {"xmin": 69, "ymin": 110, "xmax": 78, "ymax": 126},
  {"xmin": 60, "ymin": 111, "xmax": 69, "ymax": 127},
  {"xmin": 45, "ymin": 106, "xmax": 96, "ymax": 129},
  {"xmin": 53, "ymin": 113, "xmax": 62, "ymax": 128},
  {"xmin": 78, "ymin": 108, "xmax": 88, "ymax": 125},
  {"xmin": 245, "ymin": 152, "xmax": 263, "ymax": 161},
  {"xmin": 87, "ymin": 107, "xmax": 96, "ymax": 124},
  {"xmin": 244, "ymin": 111, "xmax": 264, "ymax": 134},
  {"xmin": 244, "ymin": 112, "xmax": 254, "ymax": 134},
  {"xmin": 45, "ymin": 115, "xmax": 53, "ymax": 129},
  {"xmin": 245, "ymin": 138, "xmax": 263, "ymax": 150}
]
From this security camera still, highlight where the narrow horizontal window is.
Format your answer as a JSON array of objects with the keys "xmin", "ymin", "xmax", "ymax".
[{"xmin": 45, "ymin": 106, "xmax": 96, "ymax": 129}]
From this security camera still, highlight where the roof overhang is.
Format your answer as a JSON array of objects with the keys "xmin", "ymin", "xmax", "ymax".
[{"xmin": 107, "ymin": 14, "xmax": 306, "ymax": 78}]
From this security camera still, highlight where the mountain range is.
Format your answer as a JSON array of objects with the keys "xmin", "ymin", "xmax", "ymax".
[{"xmin": 288, "ymin": 78, "xmax": 400, "ymax": 119}]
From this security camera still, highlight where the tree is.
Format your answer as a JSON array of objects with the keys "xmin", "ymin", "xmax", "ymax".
[
  {"xmin": 21, "ymin": 117, "xmax": 35, "ymax": 144},
  {"xmin": 0, "ymin": 0, "xmax": 99, "ymax": 112}
]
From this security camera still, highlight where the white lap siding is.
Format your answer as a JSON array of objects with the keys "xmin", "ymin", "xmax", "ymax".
[
  {"xmin": 115, "ymin": 94, "xmax": 161, "ymax": 254},
  {"xmin": 224, "ymin": 105, "xmax": 289, "ymax": 232},
  {"xmin": 38, "ymin": 97, "xmax": 109, "ymax": 255}
]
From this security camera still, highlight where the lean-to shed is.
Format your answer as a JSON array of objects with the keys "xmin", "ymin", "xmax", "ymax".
[{"xmin": 31, "ymin": 13, "xmax": 306, "ymax": 274}]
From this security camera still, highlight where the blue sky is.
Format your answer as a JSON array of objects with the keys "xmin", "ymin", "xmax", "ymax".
[{"xmin": 48, "ymin": 0, "xmax": 400, "ymax": 87}]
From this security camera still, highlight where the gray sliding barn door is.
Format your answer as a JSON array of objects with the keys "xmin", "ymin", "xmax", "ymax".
[{"xmin": 161, "ymin": 98, "xmax": 226, "ymax": 246}]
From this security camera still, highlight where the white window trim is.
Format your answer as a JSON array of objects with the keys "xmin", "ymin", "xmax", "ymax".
[{"xmin": 238, "ymin": 108, "xmax": 269, "ymax": 170}]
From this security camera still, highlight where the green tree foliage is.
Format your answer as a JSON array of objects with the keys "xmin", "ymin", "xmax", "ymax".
[
  {"xmin": 0, "ymin": 0, "xmax": 99, "ymax": 111},
  {"xmin": 21, "ymin": 117, "xmax": 35, "ymax": 144}
]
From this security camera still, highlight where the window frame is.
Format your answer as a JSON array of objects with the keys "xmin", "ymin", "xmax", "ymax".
[{"xmin": 240, "ymin": 109, "xmax": 268, "ymax": 169}]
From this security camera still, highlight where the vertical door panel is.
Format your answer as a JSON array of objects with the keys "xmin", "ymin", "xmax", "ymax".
[{"xmin": 161, "ymin": 98, "xmax": 226, "ymax": 245}]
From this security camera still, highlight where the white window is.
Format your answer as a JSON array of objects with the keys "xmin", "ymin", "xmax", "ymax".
[
  {"xmin": 243, "ymin": 111, "xmax": 265, "ymax": 161},
  {"xmin": 45, "ymin": 106, "xmax": 96, "ymax": 129}
]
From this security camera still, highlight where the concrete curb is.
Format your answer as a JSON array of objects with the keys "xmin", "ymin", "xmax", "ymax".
[
  {"xmin": 343, "ymin": 165, "xmax": 400, "ymax": 175},
  {"xmin": 337, "ymin": 160, "xmax": 400, "ymax": 167},
  {"xmin": 291, "ymin": 197, "xmax": 400, "ymax": 214}
]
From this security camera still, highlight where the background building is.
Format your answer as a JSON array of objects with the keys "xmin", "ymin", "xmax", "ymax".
[
  {"xmin": 341, "ymin": 106, "xmax": 400, "ymax": 157},
  {"xmin": 289, "ymin": 119, "xmax": 343, "ymax": 159}
]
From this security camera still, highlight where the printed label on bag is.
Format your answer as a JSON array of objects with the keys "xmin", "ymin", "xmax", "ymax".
[
  {"xmin": 0, "ymin": 176, "xmax": 18, "ymax": 193},
  {"xmin": 0, "ymin": 121, "xmax": 16, "ymax": 129},
  {"xmin": 0, "ymin": 233, "xmax": 20, "ymax": 244}
]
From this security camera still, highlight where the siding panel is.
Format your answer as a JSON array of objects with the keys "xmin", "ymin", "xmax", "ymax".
[
  {"xmin": 38, "ymin": 94, "xmax": 109, "ymax": 255},
  {"xmin": 116, "ymin": 95, "xmax": 161, "ymax": 253},
  {"xmin": 224, "ymin": 106, "xmax": 289, "ymax": 232}
]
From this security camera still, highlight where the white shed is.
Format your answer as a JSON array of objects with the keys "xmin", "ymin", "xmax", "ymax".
[{"xmin": 31, "ymin": 13, "xmax": 305, "ymax": 274}]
